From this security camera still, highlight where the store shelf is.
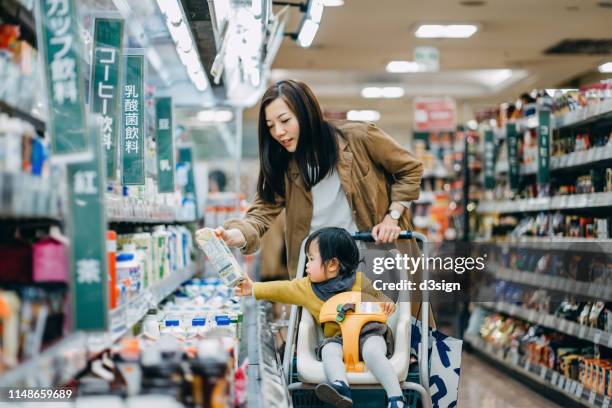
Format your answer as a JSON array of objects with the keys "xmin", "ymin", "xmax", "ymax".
[
  {"xmin": 465, "ymin": 332, "xmax": 609, "ymax": 408},
  {"xmin": 0, "ymin": 172, "xmax": 62, "ymax": 220},
  {"xmin": 477, "ymin": 191, "xmax": 612, "ymax": 213},
  {"xmin": 491, "ymin": 263, "xmax": 612, "ymax": 301},
  {"xmin": 553, "ymin": 99, "xmax": 612, "ymax": 130},
  {"xmin": 0, "ymin": 99, "xmax": 45, "ymax": 134},
  {"xmin": 414, "ymin": 190, "xmax": 447, "ymax": 204},
  {"xmin": 422, "ymin": 170, "xmax": 454, "ymax": 179},
  {"xmin": 483, "ymin": 302, "xmax": 612, "ymax": 348},
  {"xmin": 492, "ymin": 237, "xmax": 612, "ymax": 253},
  {"xmin": 0, "ymin": 267, "xmax": 195, "ymax": 387},
  {"xmin": 108, "ymin": 216, "xmax": 196, "ymax": 225}
]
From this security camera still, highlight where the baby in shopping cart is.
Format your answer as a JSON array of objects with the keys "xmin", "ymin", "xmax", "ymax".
[{"xmin": 234, "ymin": 226, "xmax": 408, "ymax": 408}]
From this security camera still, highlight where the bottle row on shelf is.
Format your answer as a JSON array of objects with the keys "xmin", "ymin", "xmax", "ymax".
[
  {"xmin": 0, "ymin": 224, "xmax": 196, "ymax": 386},
  {"xmin": 465, "ymin": 316, "xmax": 611, "ymax": 408},
  {"xmin": 78, "ymin": 278, "xmax": 244, "ymax": 407}
]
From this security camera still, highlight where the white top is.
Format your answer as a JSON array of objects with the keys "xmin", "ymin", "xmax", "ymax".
[{"xmin": 309, "ymin": 170, "xmax": 358, "ymax": 234}]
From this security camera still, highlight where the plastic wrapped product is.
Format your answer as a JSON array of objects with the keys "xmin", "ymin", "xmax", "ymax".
[{"xmin": 195, "ymin": 228, "xmax": 245, "ymax": 288}]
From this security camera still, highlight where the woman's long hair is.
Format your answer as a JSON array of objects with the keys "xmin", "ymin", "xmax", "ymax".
[{"xmin": 257, "ymin": 80, "xmax": 339, "ymax": 203}]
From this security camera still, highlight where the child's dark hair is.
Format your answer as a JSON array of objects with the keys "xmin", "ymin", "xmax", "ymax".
[{"xmin": 305, "ymin": 227, "xmax": 361, "ymax": 277}]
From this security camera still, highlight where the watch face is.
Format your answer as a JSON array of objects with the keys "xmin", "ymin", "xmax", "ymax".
[{"xmin": 390, "ymin": 210, "xmax": 400, "ymax": 220}]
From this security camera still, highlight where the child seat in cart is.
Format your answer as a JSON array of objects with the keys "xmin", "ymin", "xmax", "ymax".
[{"xmin": 282, "ymin": 231, "xmax": 433, "ymax": 408}]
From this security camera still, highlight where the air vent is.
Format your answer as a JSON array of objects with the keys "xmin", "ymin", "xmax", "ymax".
[{"xmin": 545, "ymin": 39, "xmax": 612, "ymax": 55}]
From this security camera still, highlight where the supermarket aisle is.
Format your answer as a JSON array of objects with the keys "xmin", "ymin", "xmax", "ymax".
[{"xmin": 458, "ymin": 353, "xmax": 560, "ymax": 408}]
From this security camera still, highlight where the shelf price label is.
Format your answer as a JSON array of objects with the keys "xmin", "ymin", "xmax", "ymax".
[
  {"xmin": 155, "ymin": 97, "xmax": 175, "ymax": 193},
  {"xmin": 603, "ymin": 396, "xmax": 610, "ymax": 408},
  {"xmin": 506, "ymin": 122, "xmax": 520, "ymax": 192},
  {"xmin": 91, "ymin": 17, "xmax": 124, "ymax": 180},
  {"xmin": 121, "ymin": 51, "xmax": 145, "ymax": 185},
  {"xmin": 540, "ymin": 365, "xmax": 547, "ymax": 379},
  {"xmin": 589, "ymin": 389, "xmax": 596, "ymax": 405},
  {"xmin": 38, "ymin": 0, "xmax": 90, "ymax": 160},
  {"xmin": 484, "ymin": 129, "xmax": 495, "ymax": 190},
  {"xmin": 537, "ymin": 107, "xmax": 551, "ymax": 185},
  {"xmin": 68, "ymin": 122, "xmax": 109, "ymax": 330},
  {"xmin": 575, "ymin": 382, "xmax": 584, "ymax": 398}
]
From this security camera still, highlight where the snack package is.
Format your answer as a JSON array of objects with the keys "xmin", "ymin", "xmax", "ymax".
[{"xmin": 195, "ymin": 228, "xmax": 245, "ymax": 287}]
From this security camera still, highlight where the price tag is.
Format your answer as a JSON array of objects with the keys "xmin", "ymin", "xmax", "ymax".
[
  {"xmin": 558, "ymin": 375, "xmax": 565, "ymax": 389},
  {"xmin": 564, "ymin": 377, "xmax": 572, "ymax": 393},
  {"xmin": 603, "ymin": 396, "xmax": 611, "ymax": 408},
  {"xmin": 529, "ymin": 310, "xmax": 537, "ymax": 322},
  {"xmin": 589, "ymin": 389, "xmax": 596, "ymax": 405},
  {"xmin": 563, "ymin": 278, "xmax": 572, "ymax": 293},
  {"xmin": 575, "ymin": 382, "xmax": 584, "ymax": 398},
  {"xmin": 579, "ymin": 325, "xmax": 588, "ymax": 339},
  {"xmin": 511, "ymin": 352, "xmax": 520, "ymax": 366},
  {"xmin": 524, "ymin": 360, "xmax": 531, "ymax": 372},
  {"xmin": 551, "ymin": 371, "xmax": 559, "ymax": 386},
  {"xmin": 594, "ymin": 330, "xmax": 603, "ymax": 344},
  {"xmin": 570, "ymin": 380, "xmax": 578, "ymax": 394},
  {"xmin": 509, "ymin": 304, "xmax": 518, "ymax": 315},
  {"xmin": 607, "ymin": 332, "xmax": 612, "ymax": 348},
  {"xmin": 538, "ymin": 314, "xmax": 546, "ymax": 325},
  {"xmin": 560, "ymin": 318, "xmax": 568, "ymax": 332},
  {"xmin": 566, "ymin": 322, "xmax": 575, "ymax": 335},
  {"xmin": 540, "ymin": 365, "xmax": 547, "ymax": 379}
]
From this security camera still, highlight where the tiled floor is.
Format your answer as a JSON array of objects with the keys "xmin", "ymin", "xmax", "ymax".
[{"xmin": 458, "ymin": 353, "xmax": 560, "ymax": 407}]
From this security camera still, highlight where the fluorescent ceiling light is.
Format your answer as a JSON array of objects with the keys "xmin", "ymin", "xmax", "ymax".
[
  {"xmin": 361, "ymin": 86, "xmax": 405, "ymax": 99},
  {"xmin": 308, "ymin": 0, "xmax": 324, "ymax": 24},
  {"xmin": 415, "ymin": 24, "xmax": 478, "ymax": 38},
  {"xmin": 298, "ymin": 19, "xmax": 319, "ymax": 48},
  {"xmin": 347, "ymin": 110, "xmax": 380, "ymax": 121},
  {"xmin": 322, "ymin": 0, "xmax": 344, "ymax": 5},
  {"xmin": 251, "ymin": 0, "xmax": 263, "ymax": 17},
  {"xmin": 598, "ymin": 62, "xmax": 612, "ymax": 73},
  {"xmin": 156, "ymin": 0, "xmax": 182, "ymax": 25},
  {"xmin": 386, "ymin": 60, "xmax": 422, "ymax": 73},
  {"xmin": 198, "ymin": 109, "xmax": 234, "ymax": 122}
]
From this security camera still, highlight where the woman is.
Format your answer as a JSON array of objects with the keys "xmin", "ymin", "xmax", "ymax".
[{"xmin": 210, "ymin": 79, "xmax": 423, "ymax": 277}]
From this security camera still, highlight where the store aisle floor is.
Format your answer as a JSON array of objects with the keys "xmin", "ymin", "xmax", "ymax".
[{"xmin": 458, "ymin": 353, "xmax": 560, "ymax": 408}]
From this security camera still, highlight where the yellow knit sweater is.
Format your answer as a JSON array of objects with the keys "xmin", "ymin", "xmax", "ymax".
[{"xmin": 253, "ymin": 272, "xmax": 390, "ymax": 338}]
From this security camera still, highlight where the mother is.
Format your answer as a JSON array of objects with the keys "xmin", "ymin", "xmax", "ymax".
[{"xmin": 212, "ymin": 80, "xmax": 423, "ymax": 277}]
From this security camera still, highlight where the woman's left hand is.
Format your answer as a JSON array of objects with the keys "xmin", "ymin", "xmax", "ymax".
[
  {"xmin": 372, "ymin": 215, "xmax": 401, "ymax": 243},
  {"xmin": 380, "ymin": 302, "xmax": 396, "ymax": 316}
]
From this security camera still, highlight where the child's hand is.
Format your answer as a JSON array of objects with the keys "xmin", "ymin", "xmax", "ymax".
[
  {"xmin": 380, "ymin": 302, "xmax": 396, "ymax": 316},
  {"xmin": 234, "ymin": 274, "xmax": 254, "ymax": 297}
]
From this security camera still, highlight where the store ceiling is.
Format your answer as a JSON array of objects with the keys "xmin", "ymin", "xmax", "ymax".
[{"xmin": 250, "ymin": 0, "xmax": 612, "ymax": 140}]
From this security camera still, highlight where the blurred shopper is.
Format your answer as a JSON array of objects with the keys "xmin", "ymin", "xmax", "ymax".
[{"xmin": 207, "ymin": 79, "xmax": 423, "ymax": 277}]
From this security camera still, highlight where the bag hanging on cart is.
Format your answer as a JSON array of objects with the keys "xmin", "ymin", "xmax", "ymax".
[{"xmin": 410, "ymin": 317, "xmax": 463, "ymax": 408}]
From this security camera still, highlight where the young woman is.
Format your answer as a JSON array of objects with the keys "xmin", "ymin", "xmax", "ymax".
[
  {"xmin": 208, "ymin": 79, "xmax": 423, "ymax": 277},
  {"xmin": 234, "ymin": 227, "xmax": 408, "ymax": 408}
]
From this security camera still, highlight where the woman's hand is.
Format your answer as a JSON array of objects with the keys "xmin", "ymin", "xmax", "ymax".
[
  {"xmin": 380, "ymin": 302, "xmax": 396, "ymax": 316},
  {"xmin": 372, "ymin": 215, "xmax": 401, "ymax": 243},
  {"xmin": 213, "ymin": 227, "xmax": 247, "ymax": 248},
  {"xmin": 234, "ymin": 274, "xmax": 254, "ymax": 297}
]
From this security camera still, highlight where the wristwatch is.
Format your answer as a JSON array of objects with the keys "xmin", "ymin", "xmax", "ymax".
[{"xmin": 388, "ymin": 209, "xmax": 401, "ymax": 221}]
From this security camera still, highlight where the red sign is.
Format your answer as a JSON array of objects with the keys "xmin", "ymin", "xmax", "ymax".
[{"xmin": 413, "ymin": 98, "xmax": 457, "ymax": 132}]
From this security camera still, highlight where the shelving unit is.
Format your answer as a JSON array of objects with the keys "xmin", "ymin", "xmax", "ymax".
[
  {"xmin": 0, "ymin": 266, "xmax": 195, "ymax": 387},
  {"xmin": 478, "ymin": 191, "xmax": 612, "ymax": 214},
  {"xmin": 466, "ymin": 332, "xmax": 610, "ymax": 408}
]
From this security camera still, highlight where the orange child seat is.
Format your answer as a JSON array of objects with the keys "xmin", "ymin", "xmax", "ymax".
[{"xmin": 319, "ymin": 291, "xmax": 388, "ymax": 373}]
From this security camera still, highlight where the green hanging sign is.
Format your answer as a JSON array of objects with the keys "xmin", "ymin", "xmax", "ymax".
[
  {"xmin": 91, "ymin": 17, "xmax": 124, "ymax": 180},
  {"xmin": 67, "ymin": 120, "xmax": 108, "ymax": 330},
  {"xmin": 38, "ymin": 0, "xmax": 89, "ymax": 160},
  {"xmin": 178, "ymin": 146, "xmax": 196, "ymax": 196},
  {"xmin": 506, "ymin": 122, "xmax": 520, "ymax": 192},
  {"xmin": 121, "ymin": 52, "xmax": 145, "ymax": 185},
  {"xmin": 155, "ymin": 97, "xmax": 175, "ymax": 193},
  {"xmin": 483, "ymin": 129, "xmax": 496, "ymax": 190},
  {"xmin": 537, "ymin": 109, "xmax": 551, "ymax": 185}
]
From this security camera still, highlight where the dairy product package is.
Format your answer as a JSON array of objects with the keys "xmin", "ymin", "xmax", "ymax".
[{"xmin": 195, "ymin": 228, "xmax": 245, "ymax": 287}]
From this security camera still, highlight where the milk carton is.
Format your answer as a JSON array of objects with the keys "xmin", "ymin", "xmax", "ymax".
[{"xmin": 195, "ymin": 228, "xmax": 245, "ymax": 287}]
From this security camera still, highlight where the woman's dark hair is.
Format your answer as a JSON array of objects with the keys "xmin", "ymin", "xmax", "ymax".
[
  {"xmin": 257, "ymin": 79, "xmax": 339, "ymax": 203},
  {"xmin": 305, "ymin": 227, "xmax": 361, "ymax": 278}
]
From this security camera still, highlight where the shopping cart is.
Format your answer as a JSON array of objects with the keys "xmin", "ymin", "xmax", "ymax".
[{"xmin": 282, "ymin": 230, "xmax": 432, "ymax": 408}]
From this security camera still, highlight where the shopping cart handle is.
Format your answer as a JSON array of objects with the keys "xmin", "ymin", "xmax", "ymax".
[{"xmin": 351, "ymin": 231, "xmax": 413, "ymax": 242}]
